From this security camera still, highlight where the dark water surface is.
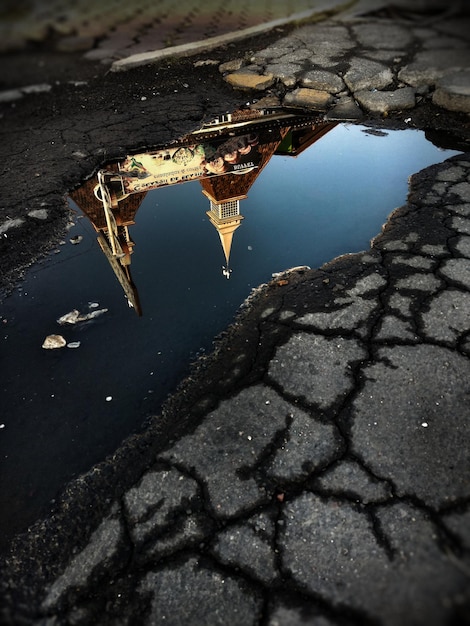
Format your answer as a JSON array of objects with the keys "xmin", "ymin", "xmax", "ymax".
[{"xmin": 0, "ymin": 119, "xmax": 460, "ymax": 548}]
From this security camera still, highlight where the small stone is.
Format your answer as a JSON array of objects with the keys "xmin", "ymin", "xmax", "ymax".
[
  {"xmin": 219, "ymin": 59, "xmax": 245, "ymax": 73},
  {"xmin": 300, "ymin": 70, "xmax": 345, "ymax": 93},
  {"xmin": 325, "ymin": 96, "xmax": 363, "ymax": 121},
  {"xmin": 28, "ymin": 209, "xmax": 48, "ymax": 220},
  {"xmin": 344, "ymin": 59, "xmax": 393, "ymax": 92},
  {"xmin": 194, "ymin": 59, "xmax": 219, "ymax": 67},
  {"xmin": 21, "ymin": 84, "xmax": 52, "ymax": 95},
  {"xmin": 433, "ymin": 70, "xmax": 470, "ymax": 114},
  {"xmin": 224, "ymin": 72, "xmax": 275, "ymax": 91},
  {"xmin": 42, "ymin": 335, "xmax": 66, "ymax": 350},
  {"xmin": 0, "ymin": 89, "xmax": 24, "ymax": 103},
  {"xmin": 283, "ymin": 88, "xmax": 333, "ymax": 111},
  {"xmin": 355, "ymin": 87, "xmax": 416, "ymax": 114}
]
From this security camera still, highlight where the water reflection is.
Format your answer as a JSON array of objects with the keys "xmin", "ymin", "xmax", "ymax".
[
  {"xmin": 1, "ymin": 110, "xmax": 462, "ymax": 550},
  {"xmin": 69, "ymin": 109, "xmax": 336, "ymax": 315}
]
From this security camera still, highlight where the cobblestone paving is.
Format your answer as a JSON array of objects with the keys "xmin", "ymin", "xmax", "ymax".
[
  {"xmin": 213, "ymin": 12, "xmax": 470, "ymax": 117},
  {"xmin": 0, "ymin": 0, "xmax": 343, "ymax": 55}
]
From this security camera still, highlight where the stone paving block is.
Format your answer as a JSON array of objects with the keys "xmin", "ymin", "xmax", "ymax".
[
  {"xmin": 294, "ymin": 23, "xmax": 355, "ymax": 51},
  {"xmin": 362, "ymin": 49, "xmax": 405, "ymax": 62},
  {"xmin": 250, "ymin": 45, "xmax": 298, "ymax": 64},
  {"xmin": 160, "ymin": 385, "xmax": 298, "ymax": 518},
  {"xmin": 389, "ymin": 254, "xmax": 435, "ymax": 269},
  {"xmin": 454, "ymin": 234, "xmax": 470, "ymax": 256},
  {"xmin": 41, "ymin": 517, "xmax": 123, "ymax": 611},
  {"xmin": 439, "ymin": 257, "xmax": 470, "ymax": 289},
  {"xmin": 442, "ymin": 507, "xmax": 470, "ymax": 549},
  {"xmin": 343, "ymin": 58, "xmax": 394, "ymax": 92},
  {"xmin": 399, "ymin": 49, "xmax": 470, "ymax": 87},
  {"xmin": 267, "ymin": 602, "xmax": 336, "ymax": 626},
  {"xmin": 422, "ymin": 289, "xmax": 470, "ymax": 344},
  {"xmin": 297, "ymin": 296, "xmax": 378, "ymax": 332},
  {"xmin": 282, "ymin": 495, "xmax": 469, "ymax": 625},
  {"xmin": 139, "ymin": 557, "xmax": 262, "ymax": 626},
  {"xmin": 212, "ymin": 512, "xmax": 277, "ymax": 584},
  {"xmin": 351, "ymin": 345, "xmax": 470, "ymax": 508},
  {"xmin": 283, "ymin": 87, "xmax": 334, "ymax": 110},
  {"xmin": 394, "ymin": 271, "xmax": 442, "ymax": 292},
  {"xmin": 434, "ymin": 70, "xmax": 470, "ymax": 113},
  {"xmin": 354, "ymin": 87, "xmax": 416, "ymax": 114},
  {"xmin": 324, "ymin": 97, "xmax": 364, "ymax": 121},
  {"xmin": 123, "ymin": 468, "xmax": 200, "ymax": 544},
  {"xmin": 296, "ymin": 272, "xmax": 386, "ymax": 331},
  {"xmin": 266, "ymin": 411, "xmax": 342, "ymax": 482},
  {"xmin": 225, "ymin": 71, "xmax": 275, "ymax": 91},
  {"xmin": 281, "ymin": 493, "xmax": 389, "ymax": 606},
  {"xmin": 351, "ymin": 21, "xmax": 414, "ymax": 50},
  {"xmin": 146, "ymin": 514, "xmax": 207, "ymax": 560},
  {"xmin": 422, "ymin": 35, "xmax": 470, "ymax": 50},
  {"xmin": 272, "ymin": 48, "xmax": 313, "ymax": 64},
  {"xmin": 434, "ymin": 17, "xmax": 470, "ymax": 40},
  {"xmin": 265, "ymin": 63, "xmax": 303, "ymax": 87},
  {"xmin": 387, "ymin": 293, "xmax": 412, "ymax": 316},
  {"xmin": 437, "ymin": 165, "xmax": 467, "ymax": 182},
  {"xmin": 268, "ymin": 334, "xmax": 367, "ymax": 409},
  {"xmin": 450, "ymin": 215, "xmax": 470, "ymax": 234},
  {"xmin": 313, "ymin": 459, "xmax": 392, "ymax": 503},
  {"xmin": 299, "ymin": 69, "xmax": 345, "ymax": 93},
  {"xmin": 374, "ymin": 503, "xmax": 470, "ymax": 626},
  {"xmin": 374, "ymin": 315, "xmax": 417, "ymax": 341}
]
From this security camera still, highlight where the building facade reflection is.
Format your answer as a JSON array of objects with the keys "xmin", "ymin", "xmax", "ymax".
[{"xmin": 69, "ymin": 108, "xmax": 336, "ymax": 315}]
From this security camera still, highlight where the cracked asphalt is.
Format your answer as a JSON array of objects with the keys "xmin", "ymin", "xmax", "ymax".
[{"xmin": 1, "ymin": 1, "xmax": 470, "ymax": 625}]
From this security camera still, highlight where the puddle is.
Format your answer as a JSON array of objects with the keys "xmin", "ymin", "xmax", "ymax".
[{"xmin": 0, "ymin": 108, "xmax": 462, "ymax": 547}]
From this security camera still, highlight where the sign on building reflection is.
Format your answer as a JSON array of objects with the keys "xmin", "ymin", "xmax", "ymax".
[{"xmin": 68, "ymin": 108, "xmax": 336, "ymax": 316}]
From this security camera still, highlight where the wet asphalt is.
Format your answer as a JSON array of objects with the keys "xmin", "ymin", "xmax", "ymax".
[{"xmin": 1, "ymin": 1, "xmax": 470, "ymax": 625}]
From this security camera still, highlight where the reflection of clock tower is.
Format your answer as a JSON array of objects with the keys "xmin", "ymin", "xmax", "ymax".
[
  {"xmin": 200, "ymin": 129, "xmax": 288, "ymax": 275},
  {"xmin": 204, "ymin": 195, "xmax": 244, "ymax": 274}
]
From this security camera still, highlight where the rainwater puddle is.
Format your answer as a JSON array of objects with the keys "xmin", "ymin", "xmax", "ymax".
[{"xmin": 0, "ymin": 109, "xmax": 461, "ymax": 546}]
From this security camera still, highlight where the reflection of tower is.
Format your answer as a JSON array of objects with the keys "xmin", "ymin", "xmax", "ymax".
[
  {"xmin": 68, "ymin": 169, "xmax": 145, "ymax": 315},
  {"xmin": 205, "ymin": 197, "xmax": 244, "ymax": 276},
  {"xmin": 200, "ymin": 128, "xmax": 288, "ymax": 275}
]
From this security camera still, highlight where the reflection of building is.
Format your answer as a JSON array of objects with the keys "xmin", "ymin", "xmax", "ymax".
[
  {"xmin": 276, "ymin": 122, "xmax": 337, "ymax": 156},
  {"xmin": 69, "ymin": 171, "xmax": 145, "ymax": 315},
  {"xmin": 69, "ymin": 108, "xmax": 337, "ymax": 314},
  {"xmin": 200, "ymin": 126, "xmax": 290, "ymax": 274}
]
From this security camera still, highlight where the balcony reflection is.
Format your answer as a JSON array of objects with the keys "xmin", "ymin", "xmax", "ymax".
[{"xmin": 68, "ymin": 108, "xmax": 336, "ymax": 315}]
